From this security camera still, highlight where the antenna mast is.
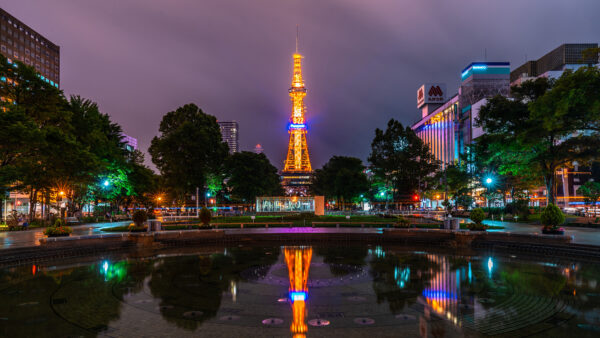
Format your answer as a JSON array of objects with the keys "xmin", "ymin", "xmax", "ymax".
[{"xmin": 296, "ymin": 24, "xmax": 299, "ymax": 53}]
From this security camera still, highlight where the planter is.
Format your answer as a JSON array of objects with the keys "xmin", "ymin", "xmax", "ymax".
[
  {"xmin": 468, "ymin": 228, "xmax": 487, "ymax": 232},
  {"xmin": 542, "ymin": 228, "xmax": 565, "ymax": 235}
]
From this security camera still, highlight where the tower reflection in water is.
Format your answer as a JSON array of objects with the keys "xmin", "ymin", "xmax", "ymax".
[{"xmin": 284, "ymin": 246, "xmax": 312, "ymax": 338}]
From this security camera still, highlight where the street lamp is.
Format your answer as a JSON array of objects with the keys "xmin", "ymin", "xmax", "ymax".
[
  {"xmin": 483, "ymin": 176, "xmax": 495, "ymax": 209},
  {"xmin": 103, "ymin": 180, "xmax": 110, "ymax": 187}
]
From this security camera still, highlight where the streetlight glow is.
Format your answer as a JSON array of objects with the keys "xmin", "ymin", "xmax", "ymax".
[
  {"xmin": 485, "ymin": 177, "xmax": 493, "ymax": 185},
  {"xmin": 103, "ymin": 180, "xmax": 110, "ymax": 187}
]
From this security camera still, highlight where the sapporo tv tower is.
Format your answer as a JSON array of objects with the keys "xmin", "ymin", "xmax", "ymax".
[{"xmin": 282, "ymin": 27, "xmax": 313, "ymax": 194}]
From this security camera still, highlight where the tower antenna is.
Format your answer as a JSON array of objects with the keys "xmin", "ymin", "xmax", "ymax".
[{"xmin": 296, "ymin": 24, "xmax": 299, "ymax": 54}]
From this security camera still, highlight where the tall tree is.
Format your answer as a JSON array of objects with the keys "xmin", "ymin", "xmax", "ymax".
[
  {"xmin": 577, "ymin": 181, "xmax": 600, "ymax": 211},
  {"xmin": 476, "ymin": 68, "xmax": 600, "ymax": 205},
  {"xmin": 368, "ymin": 119, "xmax": 439, "ymax": 203},
  {"xmin": 224, "ymin": 151, "xmax": 282, "ymax": 203},
  {"xmin": 149, "ymin": 104, "xmax": 228, "ymax": 200},
  {"xmin": 311, "ymin": 156, "xmax": 369, "ymax": 208}
]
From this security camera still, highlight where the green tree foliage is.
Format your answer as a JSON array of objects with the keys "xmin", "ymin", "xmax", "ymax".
[
  {"xmin": 470, "ymin": 208, "xmax": 485, "ymax": 225},
  {"xmin": 577, "ymin": 181, "xmax": 600, "ymax": 209},
  {"xmin": 541, "ymin": 204, "xmax": 565, "ymax": 229},
  {"xmin": 224, "ymin": 151, "xmax": 282, "ymax": 202},
  {"xmin": 149, "ymin": 104, "xmax": 228, "ymax": 199},
  {"xmin": 311, "ymin": 156, "xmax": 369, "ymax": 208},
  {"xmin": 369, "ymin": 119, "xmax": 439, "ymax": 202},
  {"xmin": 476, "ymin": 68, "xmax": 600, "ymax": 205},
  {"xmin": 1, "ymin": 56, "xmax": 151, "ymax": 218}
]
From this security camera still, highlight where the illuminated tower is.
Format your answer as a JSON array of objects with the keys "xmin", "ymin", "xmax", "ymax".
[
  {"xmin": 283, "ymin": 32, "xmax": 312, "ymax": 174},
  {"xmin": 284, "ymin": 246, "xmax": 313, "ymax": 338}
]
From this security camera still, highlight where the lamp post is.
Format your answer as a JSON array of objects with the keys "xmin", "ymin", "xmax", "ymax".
[{"xmin": 484, "ymin": 176, "xmax": 494, "ymax": 209}]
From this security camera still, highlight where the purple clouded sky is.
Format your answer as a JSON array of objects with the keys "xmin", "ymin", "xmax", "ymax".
[{"xmin": 4, "ymin": 0, "xmax": 600, "ymax": 170}]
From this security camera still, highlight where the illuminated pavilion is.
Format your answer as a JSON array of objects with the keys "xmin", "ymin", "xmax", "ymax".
[{"xmin": 282, "ymin": 31, "xmax": 313, "ymax": 194}]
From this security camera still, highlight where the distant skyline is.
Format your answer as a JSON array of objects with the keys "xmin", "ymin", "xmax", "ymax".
[{"xmin": 4, "ymin": 0, "xmax": 600, "ymax": 170}]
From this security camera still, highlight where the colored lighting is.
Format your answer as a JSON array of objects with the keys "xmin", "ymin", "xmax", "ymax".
[
  {"xmin": 290, "ymin": 291, "xmax": 307, "ymax": 302},
  {"xmin": 289, "ymin": 123, "xmax": 306, "ymax": 129},
  {"xmin": 487, "ymin": 257, "xmax": 494, "ymax": 276},
  {"xmin": 472, "ymin": 65, "xmax": 487, "ymax": 70},
  {"xmin": 485, "ymin": 177, "xmax": 493, "ymax": 185},
  {"xmin": 103, "ymin": 180, "xmax": 110, "ymax": 187}
]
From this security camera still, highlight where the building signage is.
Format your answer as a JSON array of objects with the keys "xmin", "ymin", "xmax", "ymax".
[{"xmin": 417, "ymin": 83, "xmax": 446, "ymax": 108}]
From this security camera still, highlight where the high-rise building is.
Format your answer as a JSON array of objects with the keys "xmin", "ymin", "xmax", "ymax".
[
  {"xmin": 281, "ymin": 34, "xmax": 313, "ymax": 194},
  {"xmin": 218, "ymin": 121, "xmax": 239, "ymax": 154},
  {"xmin": 254, "ymin": 143, "xmax": 264, "ymax": 154},
  {"xmin": 0, "ymin": 8, "xmax": 60, "ymax": 88},
  {"xmin": 122, "ymin": 134, "xmax": 138, "ymax": 152},
  {"xmin": 511, "ymin": 43, "xmax": 598, "ymax": 86}
]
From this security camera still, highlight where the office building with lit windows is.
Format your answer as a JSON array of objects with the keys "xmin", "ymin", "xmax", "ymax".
[
  {"xmin": 0, "ymin": 8, "xmax": 60, "ymax": 87},
  {"xmin": 218, "ymin": 121, "xmax": 239, "ymax": 154},
  {"xmin": 411, "ymin": 62, "xmax": 510, "ymax": 167}
]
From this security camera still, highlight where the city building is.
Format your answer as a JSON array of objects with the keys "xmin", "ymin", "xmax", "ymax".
[
  {"xmin": 511, "ymin": 43, "xmax": 598, "ymax": 86},
  {"xmin": 0, "ymin": 8, "xmax": 60, "ymax": 88},
  {"xmin": 281, "ymin": 36, "xmax": 313, "ymax": 194},
  {"xmin": 122, "ymin": 134, "xmax": 138, "ymax": 152},
  {"xmin": 218, "ymin": 121, "xmax": 239, "ymax": 154},
  {"xmin": 412, "ymin": 62, "xmax": 510, "ymax": 167}
]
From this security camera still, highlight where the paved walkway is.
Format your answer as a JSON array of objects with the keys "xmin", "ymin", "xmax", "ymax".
[
  {"xmin": 0, "ymin": 221, "xmax": 130, "ymax": 249},
  {"xmin": 2, "ymin": 219, "xmax": 600, "ymax": 249}
]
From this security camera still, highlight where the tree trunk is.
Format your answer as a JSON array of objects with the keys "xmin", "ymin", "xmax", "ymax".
[
  {"xmin": 29, "ymin": 189, "xmax": 37, "ymax": 221},
  {"xmin": 544, "ymin": 172, "xmax": 555, "ymax": 206}
]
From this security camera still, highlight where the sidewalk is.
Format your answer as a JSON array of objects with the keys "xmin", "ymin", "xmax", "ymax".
[
  {"xmin": 0, "ymin": 221, "xmax": 130, "ymax": 249},
  {"xmin": 1, "ymin": 220, "xmax": 600, "ymax": 249}
]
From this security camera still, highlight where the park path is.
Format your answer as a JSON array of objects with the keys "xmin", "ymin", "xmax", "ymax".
[
  {"xmin": 0, "ymin": 221, "xmax": 130, "ymax": 249},
  {"xmin": 1, "ymin": 219, "xmax": 599, "ymax": 249}
]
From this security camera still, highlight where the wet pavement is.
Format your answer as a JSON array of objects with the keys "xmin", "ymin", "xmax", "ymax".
[
  {"xmin": 1, "ymin": 219, "xmax": 600, "ymax": 249},
  {"xmin": 0, "ymin": 221, "xmax": 131, "ymax": 249}
]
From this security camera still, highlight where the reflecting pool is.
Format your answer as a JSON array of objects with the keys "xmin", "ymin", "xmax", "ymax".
[{"xmin": 1, "ymin": 245, "xmax": 600, "ymax": 337}]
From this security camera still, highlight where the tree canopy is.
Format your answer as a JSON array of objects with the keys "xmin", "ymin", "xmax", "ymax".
[
  {"xmin": 311, "ymin": 156, "xmax": 369, "ymax": 207},
  {"xmin": 476, "ymin": 68, "xmax": 600, "ymax": 205},
  {"xmin": 224, "ymin": 151, "xmax": 282, "ymax": 202},
  {"xmin": 149, "ymin": 104, "xmax": 228, "ymax": 200},
  {"xmin": 368, "ymin": 119, "xmax": 439, "ymax": 202}
]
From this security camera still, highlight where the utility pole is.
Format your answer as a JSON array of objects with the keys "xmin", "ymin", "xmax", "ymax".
[{"xmin": 196, "ymin": 187, "xmax": 199, "ymax": 217}]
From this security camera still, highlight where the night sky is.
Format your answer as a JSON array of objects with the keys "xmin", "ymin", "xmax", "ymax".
[{"xmin": 4, "ymin": 1, "xmax": 600, "ymax": 170}]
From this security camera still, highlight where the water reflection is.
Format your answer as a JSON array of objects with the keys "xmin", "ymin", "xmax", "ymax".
[
  {"xmin": 1, "ymin": 246, "xmax": 600, "ymax": 337},
  {"xmin": 284, "ymin": 246, "xmax": 312, "ymax": 337}
]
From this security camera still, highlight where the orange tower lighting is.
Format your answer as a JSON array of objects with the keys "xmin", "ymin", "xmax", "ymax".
[
  {"xmin": 284, "ymin": 246, "xmax": 313, "ymax": 338},
  {"xmin": 283, "ymin": 28, "xmax": 312, "ymax": 173}
]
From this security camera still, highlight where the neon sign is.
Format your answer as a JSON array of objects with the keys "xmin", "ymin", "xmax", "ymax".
[{"xmin": 289, "ymin": 123, "xmax": 306, "ymax": 130}]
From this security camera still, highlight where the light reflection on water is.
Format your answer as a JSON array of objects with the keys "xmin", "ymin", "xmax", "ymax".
[{"xmin": 0, "ymin": 246, "xmax": 599, "ymax": 337}]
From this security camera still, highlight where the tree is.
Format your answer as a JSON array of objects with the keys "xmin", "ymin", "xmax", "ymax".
[
  {"xmin": 368, "ymin": 119, "xmax": 439, "ymax": 204},
  {"xmin": 577, "ymin": 181, "xmax": 600, "ymax": 211},
  {"xmin": 224, "ymin": 151, "xmax": 282, "ymax": 202},
  {"xmin": 476, "ymin": 68, "xmax": 600, "ymax": 205},
  {"xmin": 311, "ymin": 156, "xmax": 369, "ymax": 208},
  {"xmin": 149, "ymin": 104, "xmax": 228, "ymax": 200}
]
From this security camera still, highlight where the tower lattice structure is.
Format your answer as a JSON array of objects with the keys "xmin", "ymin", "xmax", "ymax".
[{"xmin": 283, "ymin": 45, "xmax": 312, "ymax": 173}]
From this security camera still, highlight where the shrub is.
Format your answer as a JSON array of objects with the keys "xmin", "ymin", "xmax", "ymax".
[
  {"xmin": 541, "ymin": 204, "xmax": 565, "ymax": 229},
  {"xmin": 44, "ymin": 224, "xmax": 73, "ymax": 237},
  {"xmin": 132, "ymin": 210, "xmax": 148, "ymax": 226},
  {"xmin": 470, "ymin": 208, "xmax": 485, "ymax": 225},
  {"xmin": 199, "ymin": 207, "xmax": 211, "ymax": 225},
  {"xmin": 54, "ymin": 218, "xmax": 66, "ymax": 227},
  {"xmin": 127, "ymin": 224, "xmax": 147, "ymax": 232}
]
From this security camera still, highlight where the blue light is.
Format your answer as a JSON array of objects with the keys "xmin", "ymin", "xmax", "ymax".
[
  {"xmin": 472, "ymin": 65, "xmax": 487, "ymax": 70},
  {"xmin": 289, "ymin": 123, "xmax": 306, "ymax": 129},
  {"xmin": 290, "ymin": 291, "xmax": 307, "ymax": 302},
  {"xmin": 0, "ymin": 77, "xmax": 5, "ymax": 82},
  {"xmin": 103, "ymin": 261, "xmax": 109, "ymax": 273},
  {"xmin": 103, "ymin": 180, "xmax": 110, "ymax": 187},
  {"xmin": 422, "ymin": 289, "xmax": 457, "ymax": 300},
  {"xmin": 487, "ymin": 257, "xmax": 494, "ymax": 276}
]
